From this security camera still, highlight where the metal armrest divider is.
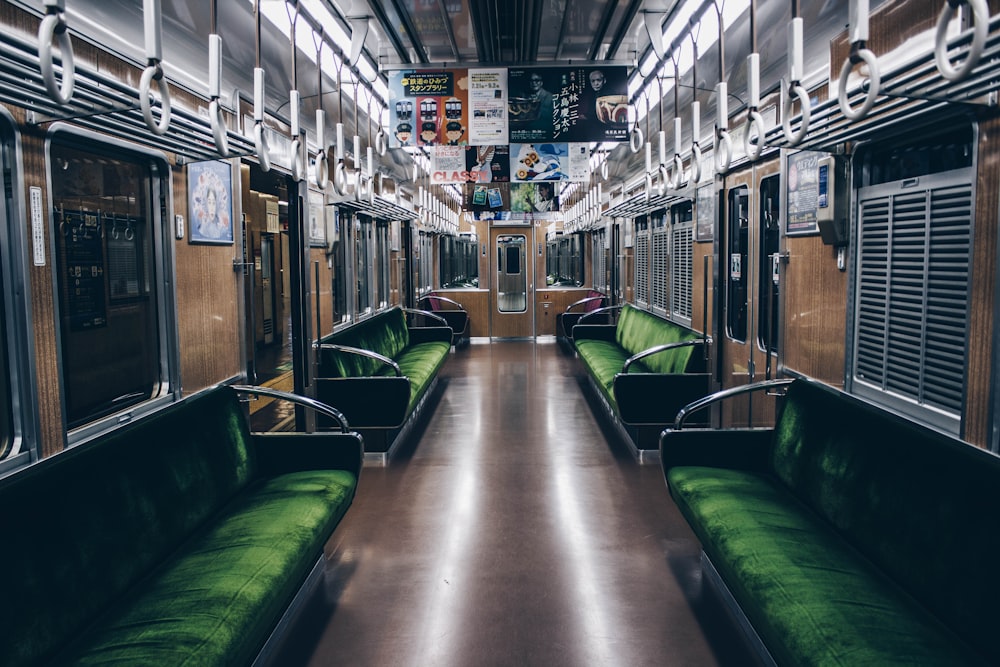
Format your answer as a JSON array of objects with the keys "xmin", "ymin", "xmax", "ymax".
[
  {"xmin": 402, "ymin": 307, "xmax": 450, "ymax": 328},
  {"xmin": 232, "ymin": 384, "xmax": 352, "ymax": 433},
  {"xmin": 673, "ymin": 378, "xmax": 794, "ymax": 430},
  {"xmin": 314, "ymin": 343, "xmax": 402, "ymax": 376},
  {"xmin": 623, "ymin": 338, "xmax": 712, "ymax": 373},
  {"xmin": 578, "ymin": 303, "xmax": 624, "ymax": 325}
]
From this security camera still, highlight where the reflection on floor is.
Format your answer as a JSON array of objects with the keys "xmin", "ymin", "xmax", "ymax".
[
  {"xmin": 272, "ymin": 341, "xmax": 753, "ymax": 666},
  {"xmin": 248, "ymin": 318, "xmax": 294, "ymax": 431}
]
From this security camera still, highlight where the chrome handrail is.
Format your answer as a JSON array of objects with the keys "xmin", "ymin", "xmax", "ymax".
[
  {"xmin": 578, "ymin": 304, "xmax": 624, "ymax": 325},
  {"xmin": 673, "ymin": 378, "xmax": 794, "ymax": 430},
  {"xmin": 563, "ymin": 295, "xmax": 606, "ymax": 313},
  {"xmin": 232, "ymin": 384, "xmax": 351, "ymax": 433},
  {"xmin": 314, "ymin": 343, "xmax": 402, "ymax": 377},
  {"xmin": 417, "ymin": 294, "xmax": 467, "ymax": 311},
  {"xmin": 402, "ymin": 307, "xmax": 450, "ymax": 328},
  {"xmin": 622, "ymin": 338, "xmax": 710, "ymax": 373}
]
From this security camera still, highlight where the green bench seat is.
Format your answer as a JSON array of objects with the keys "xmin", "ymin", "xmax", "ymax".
[
  {"xmin": 573, "ymin": 304, "xmax": 710, "ymax": 459},
  {"xmin": 661, "ymin": 378, "xmax": 1000, "ymax": 666},
  {"xmin": 316, "ymin": 306, "xmax": 452, "ymax": 460},
  {"xmin": 0, "ymin": 386, "xmax": 362, "ymax": 667}
]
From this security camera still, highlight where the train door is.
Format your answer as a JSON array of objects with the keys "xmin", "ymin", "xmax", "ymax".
[
  {"xmin": 490, "ymin": 226, "xmax": 534, "ymax": 337},
  {"xmin": 719, "ymin": 163, "xmax": 782, "ymax": 426}
]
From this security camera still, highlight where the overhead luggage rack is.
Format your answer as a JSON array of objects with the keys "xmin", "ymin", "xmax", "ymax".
[
  {"xmin": 0, "ymin": 27, "xmax": 254, "ymax": 162},
  {"xmin": 604, "ymin": 191, "xmax": 684, "ymax": 219},
  {"xmin": 338, "ymin": 194, "xmax": 416, "ymax": 222}
]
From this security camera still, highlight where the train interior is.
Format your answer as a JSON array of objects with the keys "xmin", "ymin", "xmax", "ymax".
[{"xmin": 2, "ymin": 0, "xmax": 1000, "ymax": 664}]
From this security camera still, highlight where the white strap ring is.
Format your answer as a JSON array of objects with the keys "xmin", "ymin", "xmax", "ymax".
[
  {"xmin": 934, "ymin": 0, "xmax": 989, "ymax": 82},
  {"xmin": 140, "ymin": 64, "xmax": 171, "ymax": 136},
  {"xmin": 838, "ymin": 48, "xmax": 880, "ymax": 122},
  {"xmin": 39, "ymin": 13, "xmax": 75, "ymax": 105},
  {"xmin": 744, "ymin": 110, "xmax": 765, "ymax": 161},
  {"xmin": 782, "ymin": 83, "xmax": 811, "ymax": 146},
  {"xmin": 630, "ymin": 127, "xmax": 644, "ymax": 154},
  {"xmin": 313, "ymin": 150, "xmax": 329, "ymax": 189},
  {"xmin": 715, "ymin": 130, "xmax": 733, "ymax": 174},
  {"xmin": 210, "ymin": 99, "xmax": 230, "ymax": 157},
  {"xmin": 254, "ymin": 123, "xmax": 271, "ymax": 172},
  {"xmin": 690, "ymin": 143, "xmax": 702, "ymax": 184}
]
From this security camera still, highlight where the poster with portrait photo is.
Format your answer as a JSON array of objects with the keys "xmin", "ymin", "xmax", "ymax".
[
  {"xmin": 188, "ymin": 160, "xmax": 233, "ymax": 244},
  {"xmin": 510, "ymin": 182, "xmax": 559, "ymax": 214}
]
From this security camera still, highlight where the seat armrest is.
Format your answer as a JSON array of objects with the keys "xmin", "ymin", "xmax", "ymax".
[
  {"xmin": 623, "ymin": 339, "xmax": 710, "ymax": 373},
  {"xmin": 418, "ymin": 294, "xmax": 467, "ymax": 311},
  {"xmin": 409, "ymin": 325, "xmax": 454, "ymax": 345},
  {"xmin": 403, "ymin": 307, "xmax": 450, "ymax": 328},
  {"xmin": 578, "ymin": 303, "xmax": 623, "ymax": 325},
  {"xmin": 252, "ymin": 432, "xmax": 364, "ymax": 480},
  {"xmin": 572, "ymin": 323, "xmax": 617, "ymax": 343},
  {"xmin": 564, "ymin": 295, "xmax": 606, "ymax": 313},
  {"xmin": 315, "ymin": 343, "xmax": 402, "ymax": 377},
  {"xmin": 232, "ymin": 384, "xmax": 351, "ymax": 432}
]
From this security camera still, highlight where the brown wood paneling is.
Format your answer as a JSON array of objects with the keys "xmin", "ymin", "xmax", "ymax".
[
  {"xmin": 781, "ymin": 237, "xmax": 847, "ymax": 388},
  {"xmin": 536, "ymin": 288, "xmax": 592, "ymax": 336},
  {"xmin": 964, "ymin": 114, "xmax": 1000, "ymax": 448},
  {"xmin": 310, "ymin": 247, "xmax": 334, "ymax": 339},
  {"xmin": 175, "ymin": 163, "xmax": 241, "ymax": 395},
  {"xmin": 434, "ymin": 289, "xmax": 489, "ymax": 337},
  {"xmin": 691, "ymin": 241, "xmax": 713, "ymax": 337}
]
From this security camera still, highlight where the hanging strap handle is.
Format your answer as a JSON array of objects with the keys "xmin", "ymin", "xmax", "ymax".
[
  {"xmin": 208, "ymin": 0, "xmax": 229, "ymax": 156},
  {"xmin": 38, "ymin": 0, "xmax": 75, "ymax": 105},
  {"xmin": 837, "ymin": 0, "xmax": 881, "ymax": 122},
  {"xmin": 140, "ymin": 0, "xmax": 171, "ymax": 135}
]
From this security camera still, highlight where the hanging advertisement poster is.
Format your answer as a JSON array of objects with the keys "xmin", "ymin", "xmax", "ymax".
[
  {"xmin": 468, "ymin": 68, "xmax": 508, "ymax": 145},
  {"xmin": 510, "ymin": 182, "xmax": 559, "ymax": 215},
  {"xmin": 465, "ymin": 182, "xmax": 509, "ymax": 212},
  {"xmin": 431, "ymin": 145, "xmax": 511, "ymax": 184},
  {"xmin": 389, "ymin": 69, "xmax": 470, "ymax": 148},
  {"xmin": 508, "ymin": 66, "xmax": 629, "ymax": 143},
  {"xmin": 566, "ymin": 143, "xmax": 591, "ymax": 182},
  {"xmin": 510, "ymin": 143, "xmax": 568, "ymax": 182}
]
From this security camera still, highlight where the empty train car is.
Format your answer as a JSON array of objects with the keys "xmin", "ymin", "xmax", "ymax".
[{"xmin": 0, "ymin": 0, "xmax": 998, "ymax": 664}]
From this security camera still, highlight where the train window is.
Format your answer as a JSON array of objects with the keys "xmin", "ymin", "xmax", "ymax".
[
  {"xmin": 356, "ymin": 216, "xmax": 372, "ymax": 316},
  {"xmin": 440, "ymin": 235, "xmax": 479, "ymax": 288},
  {"xmin": 330, "ymin": 207, "xmax": 351, "ymax": 325},
  {"xmin": 670, "ymin": 201, "xmax": 693, "ymax": 323},
  {"xmin": 726, "ymin": 186, "xmax": 750, "ymax": 343},
  {"xmin": 853, "ymin": 148, "xmax": 973, "ymax": 434},
  {"xmin": 651, "ymin": 211, "xmax": 669, "ymax": 315},
  {"xmin": 757, "ymin": 176, "xmax": 780, "ymax": 353},
  {"xmin": 0, "ymin": 119, "xmax": 30, "ymax": 470},
  {"xmin": 376, "ymin": 220, "xmax": 390, "ymax": 309},
  {"xmin": 634, "ymin": 216, "xmax": 650, "ymax": 308},
  {"xmin": 49, "ymin": 138, "xmax": 169, "ymax": 431},
  {"xmin": 497, "ymin": 234, "xmax": 527, "ymax": 312},
  {"xmin": 592, "ymin": 229, "xmax": 607, "ymax": 293}
]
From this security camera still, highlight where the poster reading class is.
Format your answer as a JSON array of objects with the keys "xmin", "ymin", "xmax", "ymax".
[
  {"xmin": 389, "ymin": 70, "xmax": 470, "ymax": 148},
  {"xmin": 507, "ymin": 66, "xmax": 629, "ymax": 144}
]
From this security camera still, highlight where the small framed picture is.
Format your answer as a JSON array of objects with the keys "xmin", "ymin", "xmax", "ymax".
[
  {"xmin": 188, "ymin": 160, "xmax": 234, "ymax": 244},
  {"xmin": 309, "ymin": 190, "xmax": 327, "ymax": 247}
]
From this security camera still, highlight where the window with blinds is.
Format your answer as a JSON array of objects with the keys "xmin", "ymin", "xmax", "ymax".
[
  {"xmin": 635, "ymin": 217, "xmax": 649, "ymax": 308},
  {"xmin": 853, "ymin": 169, "xmax": 972, "ymax": 432},
  {"xmin": 671, "ymin": 221, "xmax": 693, "ymax": 322},
  {"xmin": 651, "ymin": 224, "xmax": 670, "ymax": 314}
]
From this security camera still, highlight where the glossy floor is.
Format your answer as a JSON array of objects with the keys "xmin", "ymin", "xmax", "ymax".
[{"xmin": 279, "ymin": 341, "xmax": 752, "ymax": 666}]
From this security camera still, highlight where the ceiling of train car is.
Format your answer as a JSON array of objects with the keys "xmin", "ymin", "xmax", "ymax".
[{"xmin": 362, "ymin": 0, "xmax": 649, "ymax": 66}]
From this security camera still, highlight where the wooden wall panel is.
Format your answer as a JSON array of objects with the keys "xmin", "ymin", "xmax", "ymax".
[
  {"xmin": 536, "ymin": 288, "xmax": 591, "ymax": 336},
  {"xmin": 781, "ymin": 237, "xmax": 848, "ymax": 388},
  {"xmin": 434, "ymin": 289, "xmax": 489, "ymax": 337},
  {"xmin": 174, "ymin": 165, "xmax": 241, "ymax": 395},
  {"xmin": 965, "ymin": 114, "xmax": 1000, "ymax": 447},
  {"xmin": 691, "ymin": 242, "xmax": 714, "ymax": 337}
]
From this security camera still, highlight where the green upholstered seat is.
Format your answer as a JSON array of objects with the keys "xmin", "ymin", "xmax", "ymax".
[
  {"xmin": 316, "ymin": 307, "xmax": 453, "ymax": 435},
  {"xmin": 0, "ymin": 387, "xmax": 360, "ymax": 667},
  {"xmin": 662, "ymin": 379, "xmax": 1000, "ymax": 665}
]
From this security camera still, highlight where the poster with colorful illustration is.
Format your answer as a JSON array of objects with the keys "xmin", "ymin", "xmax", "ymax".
[
  {"xmin": 507, "ymin": 66, "xmax": 628, "ymax": 143},
  {"xmin": 510, "ymin": 143, "xmax": 568, "ymax": 182},
  {"xmin": 188, "ymin": 160, "xmax": 233, "ymax": 244},
  {"xmin": 389, "ymin": 69, "xmax": 470, "ymax": 147},
  {"xmin": 430, "ymin": 145, "xmax": 511, "ymax": 184}
]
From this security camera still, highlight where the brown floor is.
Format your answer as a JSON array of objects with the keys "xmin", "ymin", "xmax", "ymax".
[{"xmin": 277, "ymin": 341, "xmax": 752, "ymax": 666}]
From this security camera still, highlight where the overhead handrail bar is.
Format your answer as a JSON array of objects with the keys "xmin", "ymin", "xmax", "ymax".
[
  {"xmin": 743, "ymin": 0, "xmax": 765, "ymax": 161},
  {"xmin": 139, "ymin": 0, "xmax": 170, "ymax": 136},
  {"xmin": 253, "ymin": 0, "xmax": 270, "ymax": 171},
  {"xmin": 38, "ymin": 0, "xmax": 75, "ymax": 105},
  {"xmin": 689, "ymin": 23, "xmax": 702, "ymax": 184},
  {"xmin": 838, "ymin": 0, "xmax": 881, "ymax": 121},
  {"xmin": 313, "ymin": 28, "xmax": 329, "ymax": 188},
  {"xmin": 782, "ymin": 0, "xmax": 810, "ymax": 146},
  {"xmin": 714, "ymin": 0, "xmax": 733, "ymax": 174},
  {"xmin": 935, "ymin": 0, "xmax": 989, "ymax": 81},
  {"xmin": 208, "ymin": 0, "xmax": 229, "ymax": 156},
  {"xmin": 286, "ymin": 2, "xmax": 304, "ymax": 182}
]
